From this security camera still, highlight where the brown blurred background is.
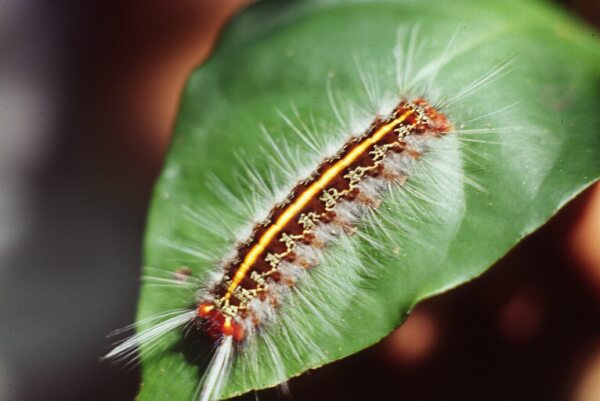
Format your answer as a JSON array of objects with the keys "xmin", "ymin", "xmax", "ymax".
[{"xmin": 0, "ymin": 1, "xmax": 599, "ymax": 401}]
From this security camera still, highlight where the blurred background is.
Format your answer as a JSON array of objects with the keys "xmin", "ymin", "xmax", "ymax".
[{"xmin": 0, "ymin": 1, "xmax": 599, "ymax": 401}]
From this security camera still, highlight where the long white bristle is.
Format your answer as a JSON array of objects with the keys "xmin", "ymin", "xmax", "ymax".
[{"xmin": 198, "ymin": 336, "xmax": 234, "ymax": 401}]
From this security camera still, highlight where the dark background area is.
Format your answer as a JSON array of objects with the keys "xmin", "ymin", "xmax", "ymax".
[{"xmin": 0, "ymin": 1, "xmax": 599, "ymax": 401}]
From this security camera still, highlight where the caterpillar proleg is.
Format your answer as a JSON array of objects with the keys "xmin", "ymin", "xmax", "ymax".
[{"xmin": 106, "ymin": 24, "xmax": 516, "ymax": 401}]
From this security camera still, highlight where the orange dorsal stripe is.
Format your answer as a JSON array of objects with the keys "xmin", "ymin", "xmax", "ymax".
[{"xmin": 224, "ymin": 110, "xmax": 414, "ymax": 299}]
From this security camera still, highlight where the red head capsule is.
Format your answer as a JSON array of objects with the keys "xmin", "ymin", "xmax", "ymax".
[{"xmin": 197, "ymin": 301, "xmax": 245, "ymax": 342}]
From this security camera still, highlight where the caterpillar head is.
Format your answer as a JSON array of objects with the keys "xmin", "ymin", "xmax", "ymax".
[{"xmin": 197, "ymin": 301, "xmax": 246, "ymax": 342}]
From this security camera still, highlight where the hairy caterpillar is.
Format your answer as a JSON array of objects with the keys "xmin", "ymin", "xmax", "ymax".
[{"xmin": 106, "ymin": 25, "xmax": 514, "ymax": 401}]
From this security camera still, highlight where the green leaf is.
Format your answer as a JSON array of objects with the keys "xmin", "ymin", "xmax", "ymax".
[{"xmin": 136, "ymin": 0, "xmax": 600, "ymax": 400}]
